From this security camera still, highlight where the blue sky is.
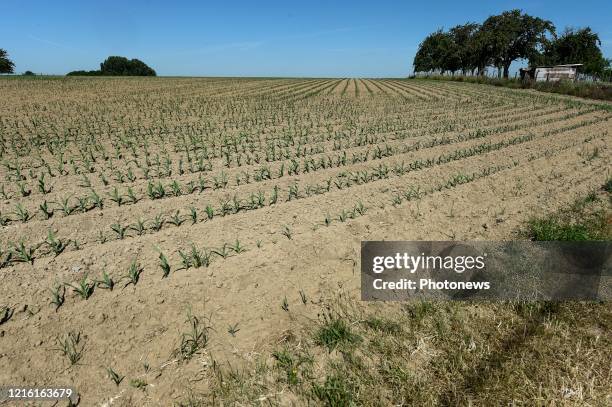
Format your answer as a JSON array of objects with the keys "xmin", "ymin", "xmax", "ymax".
[{"xmin": 3, "ymin": 0, "xmax": 611, "ymax": 77}]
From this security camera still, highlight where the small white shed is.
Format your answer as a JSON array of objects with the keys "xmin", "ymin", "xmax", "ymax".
[{"xmin": 532, "ymin": 64, "xmax": 583, "ymax": 82}]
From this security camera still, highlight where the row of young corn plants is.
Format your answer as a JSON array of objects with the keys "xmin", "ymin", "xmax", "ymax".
[{"xmin": 2, "ymin": 112, "xmax": 605, "ymax": 228}]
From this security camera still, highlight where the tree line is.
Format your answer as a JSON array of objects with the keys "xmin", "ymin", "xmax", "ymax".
[
  {"xmin": 413, "ymin": 9, "xmax": 610, "ymax": 79},
  {"xmin": 0, "ymin": 51, "xmax": 156, "ymax": 76},
  {"xmin": 67, "ymin": 56, "xmax": 156, "ymax": 76}
]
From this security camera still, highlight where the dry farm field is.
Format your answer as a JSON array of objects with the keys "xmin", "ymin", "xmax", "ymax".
[{"xmin": 0, "ymin": 77, "xmax": 611, "ymax": 405}]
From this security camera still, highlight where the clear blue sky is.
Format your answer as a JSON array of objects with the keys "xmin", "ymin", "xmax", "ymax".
[{"xmin": 3, "ymin": 0, "xmax": 611, "ymax": 77}]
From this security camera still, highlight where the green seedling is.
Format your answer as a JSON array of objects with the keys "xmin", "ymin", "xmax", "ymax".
[
  {"xmin": 230, "ymin": 239, "xmax": 245, "ymax": 253},
  {"xmin": 57, "ymin": 331, "xmax": 84, "ymax": 365},
  {"xmin": 11, "ymin": 240, "xmax": 36, "ymax": 264},
  {"xmin": 107, "ymin": 367, "xmax": 124, "ymax": 386},
  {"xmin": 281, "ymin": 226, "xmax": 292, "ymax": 239},
  {"xmin": 179, "ymin": 310, "xmax": 211, "ymax": 360},
  {"xmin": 39, "ymin": 200, "xmax": 54, "ymax": 219},
  {"xmin": 130, "ymin": 378, "xmax": 148, "ymax": 390},
  {"xmin": 131, "ymin": 218, "xmax": 147, "ymax": 236},
  {"xmin": 110, "ymin": 223, "xmax": 128, "ymax": 240},
  {"xmin": 18, "ymin": 182, "xmax": 31, "ymax": 197},
  {"xmin": 151, "ymin": 214, "xmax": 165, "ymax": 231},
  {"xmin": 108, "ymin": 187, "xmax": 123, "ymax": 206},
  {"xmin": 167, "ymin": 211, "xmax": 184, "ymax": 226},
  {"xmin": 68, "ymin": 274, "xmax": 95, "ymax": 300},
  {"xmin": 212, "ymin": 244, "xmax": 230, "ymax": 259},
  {"xmin": 157, "ymin": 249, "xmax": 171, "ymax": 278},
  {"xmin": 90, "ymin": 189, "xmax": 103, "ymax": 209},
  {"xmin": 45, "ymin": 230, "xmax": 70, "ymax": 256},
  {"xmin": 124, "ymin": 261, "xmax": 143, "ymax": 288},
  {"xmin": 14, "ymin": 203, "xmax": 30, "ymax": 223},
  {"xmin": 96, "ymin": 270, "xmax": 114, "ymax": 291},
  {"xmin": 228, "ymin": 323, "xmax": 240, "ymax": 337},
  {"xmin": 50, "ymin": 284, "xmax": 65, "ymax": 311},
  {"xmin": 205, "ymin": 204, "xmax": 214, "ymax": 220}
]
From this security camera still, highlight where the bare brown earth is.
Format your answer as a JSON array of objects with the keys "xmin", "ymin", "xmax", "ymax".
[{"xmin": 0, "ymin": 77, "xmax": 610, "ymax": 406}]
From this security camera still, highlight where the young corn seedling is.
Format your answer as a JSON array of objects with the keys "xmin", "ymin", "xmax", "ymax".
[
  {"xmin": 123, "ymin": 261, "xmax": 143, "ymax": 288},
  {"xmin": 126, "ymin": 187, "xmax": 139, "ymax": 204},
  {"xmin": 18, "ymin": 182, "xmax": 31, "ymax": 197},
  {"xmin": 76, "ymin": 196, "xmax": 89, "ymax": 213},
  {"xmin": 270, "ymin": 185, "xmax": 279, "ymax": 205},
  {"xmin": 195, "ymin": 246, "xmax": 212, "ymax": 268},
  {"xmin": 147, "ymin": 181, "xmax": 166, "ymax": 199},
  {"xmin": 204, "ymin": 204, "xmax": 214, "ymax": 220},
  {"xmin": 354, "ymin": 201, "xmax": 367, "ymax": 216},
  {"xmin": 228, "ymin": 323, "xmax": 240, "ymax": 337},
  {"xmin": 130, "ymin": 378, "xmax": 148, "ymax": 391},
  {"xmin": 108, "ymin": 187, "xmax": 123, "ymax": 206},
  {"xmin": 220, "ymin": 200, "xmax": 232, "ymax": 216},
  {"xmin": 107, "ymin": 367, "xmax": 124, "ymax": 386},
  {"xmin": 39, "ymin": 200, "xmax": 54, "ymax": 219},
  {"xmin": 178, "ymin": 249, "xmax": 193, "ymax": 270},
  {"xmin": 299, "ymin": 289, "xmax": 308, "ymax": 305},
  {"xmin": 213, "ymin": 244, "xmax": 230, "ymax": 259},
  {"xmin": 288, "ymin": 184, "xmax": 299, "ymax": 201},
  {"xmin": 188, "ymin": 206, "xmax": 198, "ymax": 224},
  {"xmin": 130, "ymin": 218, "xmax": 147, "ymax": 236},
  {"xmin": 281, "ymin": 296, "xmax": 289, "ymax": 312},
  {"xmin": 157, "ymin": 249, "xmax": 171, "ymax": 278},
  {"xmin": 68, "ymin": 274, "xmax": 95, "ymax": 300},
  {"xmin": 324, "ymin": 213, "xmax": 332, "ymax": 226},
  {"xmin": 14, "ymin": 203, "xmax": 31, "ymax": 223},
  {"xmin": 110, "ymin": 223, "xmax": 128, "ymax": 240},
  {"xmin": 167, "ymin": 211, "xmax": 184, "ymax": 226},
  {"xmin": 126, "ymin": 168, "xmax": 136, "ymax": 182},
  {"xmin": 151, "ymin": 214, "xmax": 165, "ymax": 231},
  {"xmin": 59, "ymin": 196, "xmax": 75, "ymax": 216},
  {"xmin": 45, "ymin": 230, "xmax": 70, "ymax": 256},
  {"xmin": 57, "ymin": 331, "xmax": 84, "ymax": 365},
  {"xmin": 338, "ymin": 210, "xmax": 349, "ymax": 222},
  {"xmin": 38, "ymin": 174, "xmax": 51, "ymax": 194},
  {"xmin": 90, "ymin": 189, "xmax": 103, "ymax": 209},
  {"xmin": 230, "ymin": 239, "xmax": 246, "ymax": 254},
  {"xmin": 179, "ymin": 310, "xmax": 211, "ymax": 360},
  {"xmin": 96, "ymin": 270, "xmax": 114, "ymax": 291},
  {"xmin": 281, "ymin": 226, "xmax": 292, "ymax": 239},
  {"xmin": 11, "ymin": 240, "xmax": 36, "ymax": 264},
  {"xmin": 50, "ymin": 284, "xmax": 65, "ymax": 311},
  {"xmin": 170, "ymin": 180, "xmax": 182, "ymax": 196}
]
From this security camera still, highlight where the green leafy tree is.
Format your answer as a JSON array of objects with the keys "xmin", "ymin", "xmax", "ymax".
[
  {"xmin": 449, "ymin": 23, "xmax": 481, "ymax": 75},
  {"xmin": 481, "ymin": 9, "xmax": 555, "ymax": 78},
  {"xmin": 533, "ymin": 27, "xmax": 609, "ymax": 77},
  {"xmin": 100, "ymin": 56, "xmax": 156, "ymax": 76},
  {"xmin": 413, "ymin": 30, "xmax": 460, "ymax": 75},
  {"xmin": 0, "ymin": 49, "xmax": 15, "ymax": 74},
  {"xmin": 414, "ymin": 31, "xmax": 443, "ymax": 73}
]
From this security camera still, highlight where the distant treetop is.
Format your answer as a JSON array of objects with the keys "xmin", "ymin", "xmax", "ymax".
[{"xmin": 67, "ymin": 56, "xmax": 156, "ymax": 76}]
